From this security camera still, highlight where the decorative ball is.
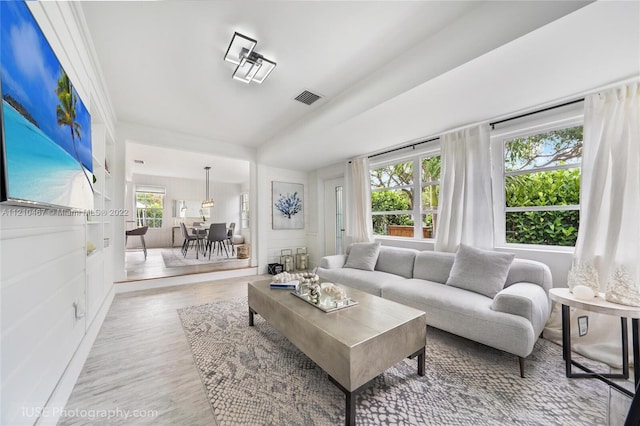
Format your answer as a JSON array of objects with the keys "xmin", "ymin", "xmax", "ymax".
[{"xmin": 573, "ymin": 285, "xmax": 596, "ymax": 300}]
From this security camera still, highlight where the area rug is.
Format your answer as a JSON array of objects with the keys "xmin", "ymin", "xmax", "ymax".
[
  {"xmin": 178, "ymin": 297, "xmax": 609, "ymax": 425},
  {"xmin": 162, "ymin": 248, "xmax": 248, "ymax": 268}
]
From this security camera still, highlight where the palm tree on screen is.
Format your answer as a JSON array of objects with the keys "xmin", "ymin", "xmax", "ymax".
[{"xmin": 56, "ymin": 68, "xmax": 92, "ymax": 191}]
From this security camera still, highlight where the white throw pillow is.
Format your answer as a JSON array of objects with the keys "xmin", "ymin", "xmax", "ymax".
[
  {"xmin": 446, "ymin": 244, "xmax": 515, "ymax": 298},
  {"xmin": 344, "ymin": 242, "xmax": 381, "ymax": 271}
]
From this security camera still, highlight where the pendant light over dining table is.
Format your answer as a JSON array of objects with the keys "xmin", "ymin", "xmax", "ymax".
[{"xmin": 202, "ymin": 166, "xmax": 215, "ymax": 208}]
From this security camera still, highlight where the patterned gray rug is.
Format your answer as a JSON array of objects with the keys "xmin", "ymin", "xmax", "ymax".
[
  {"xmin": 178, "ymin": 297, "xmax": 609, "ymax": 425},
  {"xmin": 161, "ymin": 248, "xmax": 248, "ymax": 268}
]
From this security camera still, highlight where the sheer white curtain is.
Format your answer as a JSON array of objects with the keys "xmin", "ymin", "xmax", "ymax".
[
  {"xmin": 435, "ymin": 123, "xmax": 493, "ymax": 252},
  {"xmin": 551, "ymin": 83, "xmax": 640, "ymax": 367},
  {"xmin": 344, "ymin": 157, "xmax": 373, "ymax": 243},
  {"xmin": 572, "ymin": 82, "xmax": 640, "ymax": 293}
]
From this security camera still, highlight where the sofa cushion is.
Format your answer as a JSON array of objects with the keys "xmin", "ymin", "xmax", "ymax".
[
  {"xmin": 383, "ymin": 279, "xmax": 536, "ymax": 357},
  {"xmin": 375, "ymin": 246, "xmax": 418, "ymax": 278},
  {"xmin": 344, "ymin": 242, "xmax": 381, "ymax": 271},
  {"xmin": 413, "ymin": 251, "xmax": 455, "ymax": 284},
  {"xmin": 317, "ymin": 267, "xmax": 404, "ymax": 297},
  {"xmin": 446, "ymin": 244, "xmax": 515, "ymax": 298},
  {"xmin": 319, "ymin": 254, "xmax": 348, "ymax": 270}
]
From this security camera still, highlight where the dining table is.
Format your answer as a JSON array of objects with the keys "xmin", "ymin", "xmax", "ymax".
[{"xmin": 190, "ymin": 224, "xmax": 209, "ymax": 259}]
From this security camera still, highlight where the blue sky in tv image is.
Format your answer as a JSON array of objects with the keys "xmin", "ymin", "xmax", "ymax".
[{"xmin": 1, "ymin": 1, "xmax": 93, "ymax": 210}]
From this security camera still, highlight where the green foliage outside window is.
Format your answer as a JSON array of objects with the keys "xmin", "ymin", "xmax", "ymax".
[
  {"xmin": 504, "ymin": 126, "xmax": 582, "ymax": 246},
  {"xmin": 505, "ymin": 169, "xmax": 580, "ymax": 246},
  {"xmin": 136, "ymin": 192, "xmax": 164, "ymax": 228},
  {"xmin": 371, "ymin": 156, "xmax": 440, "ymax": 237},
  {"xmin": 371, "ymin": 190, "xmax": 413, "ymax": 235}
]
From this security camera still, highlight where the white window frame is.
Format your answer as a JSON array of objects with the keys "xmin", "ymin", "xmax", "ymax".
[
  {"xmin": 420, "ymin": 154, "xmax": 440, "ymax": 239},
  {"xmin": 490, "ymin": 108, "xmax": 583, "ymax": 249},
  {"xmin": 134, "ymin": 185, "xmax": 166, "ymax": 229},
  {"xmin": 240, "ymin": 192, "xmax": 249, "ymax": 229},
  {"xmin": 370, "ymin": 142, "xmax": 440, "ymax": 240}
]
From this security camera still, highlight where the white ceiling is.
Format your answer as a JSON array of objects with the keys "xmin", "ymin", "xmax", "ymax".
[
  {"xmin": 126, "ymin": 142, "xmax": 249, "ymax": 184},
  {"xmin": 81, "ymin": 1, "xmax": 640, "ymax": 173}
]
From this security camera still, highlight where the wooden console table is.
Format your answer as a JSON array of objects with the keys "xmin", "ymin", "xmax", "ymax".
[
  {"xmin": 171, "ymin": 226, "xmax": 181, "ymax": 247},
  {"xmin": 549, "ymin": 288, "xmax": 640, "ymax": 398}
]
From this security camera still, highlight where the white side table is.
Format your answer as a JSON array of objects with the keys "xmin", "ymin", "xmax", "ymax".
[{"xmin": 549, "ymin": 288, "xmax": 640, "ymax": 398}]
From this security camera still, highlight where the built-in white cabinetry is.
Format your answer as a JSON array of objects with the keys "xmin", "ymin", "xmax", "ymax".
[{"xmin": 85, "ymin": 123, "xmax": 115, "ymax": 328}]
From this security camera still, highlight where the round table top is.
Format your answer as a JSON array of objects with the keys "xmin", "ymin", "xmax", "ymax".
[{"xmin": 549, "ymin": 287, "xmax": 640, "ymax": 318}]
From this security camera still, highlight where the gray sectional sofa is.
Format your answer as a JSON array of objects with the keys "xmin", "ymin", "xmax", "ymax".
[{"xmin": 317, "ymin": 243, "xmax": 553, "ymax": 377}]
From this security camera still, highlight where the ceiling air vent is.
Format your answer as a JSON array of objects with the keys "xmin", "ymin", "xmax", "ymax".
[{"xmin": 294, "ymin": 90, "xmax": 322, "ymax": 106}]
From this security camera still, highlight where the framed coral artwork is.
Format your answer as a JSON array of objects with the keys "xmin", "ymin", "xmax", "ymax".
[{"xmin": 272, "ymin": 181, "xmax": 304, "ymax": 229}]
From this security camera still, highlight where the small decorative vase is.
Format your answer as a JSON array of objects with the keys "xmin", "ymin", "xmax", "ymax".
[
  {"xmin": 605, "ymin": 266, "xmax": 640, "ymax": 307},
  {"xmin": 567, "ymin": 262, "xmax": 600, "ymax": 295}
]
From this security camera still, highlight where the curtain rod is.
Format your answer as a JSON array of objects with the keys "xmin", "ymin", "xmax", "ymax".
[
  {"xmin": 489, "ymin": 98, "xmax": 584, "ymax": 129},
  {"xmin": 368, "ymin": 136, "xmax": 440, "ymax": 160}
]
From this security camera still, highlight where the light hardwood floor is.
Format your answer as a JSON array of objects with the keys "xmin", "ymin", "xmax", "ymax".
[
  {"xmin": 124, "ymin": 248, "xmax": 251, "ymax": 281},
  {"xmin": 59, "ymin": 275, "xmax": 269, "ymax": 425}
]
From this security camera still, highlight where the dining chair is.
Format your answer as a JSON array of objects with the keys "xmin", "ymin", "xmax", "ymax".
[
  {"xmin": 180, "ymin": 223, "xmax": 199, "ymax": 258},
  {"xmin": 125, "ymin": 226, "xmax": 149, "ymax": 260},
  {"xmin": 226, "ymin": 222, "xmax": 236, "ymax": 256},
  {"xmin": 206, "ymin": 223, "xmax": 229, "ymax": 259}
]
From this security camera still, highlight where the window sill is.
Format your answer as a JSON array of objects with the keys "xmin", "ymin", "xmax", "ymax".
[
  {"xmin": 495, "ymin": 242, "xmax": 575, "ymax": 254},
  {"xmin": 374, "ymin": 235, "xmax": 435, "ymax": 242}
]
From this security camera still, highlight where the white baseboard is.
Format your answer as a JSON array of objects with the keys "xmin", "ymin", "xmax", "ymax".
[
  {"xmin": 35, "ymin": 285, "xmax": 115, "ymax": 426},
  {"xmin": 115, "ymin": 267, "xmax": 259, "ymax": 293}
]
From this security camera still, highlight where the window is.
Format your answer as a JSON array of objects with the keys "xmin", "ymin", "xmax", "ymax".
[
  {"xmin": 421, "ymin": 156, "xmax": 441, "ymax": 239},
  {"xmin": 240, "ymin": 192, "xmax": 250, "ymax": 229},
  {"xmin": 501, "ymin": 125, "xmax": 582, "ymax": 246},
  {"xmin": 135, "ymin": 186, "xmax": 165, "ymax": 228},
  {"xmin": 371, "ymin": 160, "xmax": 414, "ymax": 237},
  {"xmin": 370, "ymin": 150, "xmax": 440, "ymax": 239}
]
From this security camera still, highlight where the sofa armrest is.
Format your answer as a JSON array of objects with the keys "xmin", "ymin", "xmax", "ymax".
[
  {"xmin": 491, "ymin": 283, "xmax": 551, "ymax": 335},
  {"xmin": 319, "ymin": 254, "xmax": 348, "ymax": 270}
]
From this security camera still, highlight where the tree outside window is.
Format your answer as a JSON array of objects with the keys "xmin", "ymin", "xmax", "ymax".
[
  {"xmin": 503, "ymin": 125, "xmax": 582, "ymax": 246},
  {"xmin": 136, "ymin": 191, "xmax": 164, "ymax": 228},
  {"xmin": 371, "ymin": 161, "xmax": 414, "ymax": 236},
  {"xmin": 370, "ymin": 154, "xmax": 440, "ymax": 239},
  {"xmin": 421, "ymin": 156, "xmax": 440, "ymax": 238}
]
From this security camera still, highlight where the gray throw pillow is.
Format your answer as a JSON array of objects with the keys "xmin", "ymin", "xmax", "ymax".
[
  {"xmin": 344, "ymin": 242, "xmax": 381, "ymax": 271},
  {"xmin": 445, "ymin": 244, "xmax": 515, "ymax": 298}
]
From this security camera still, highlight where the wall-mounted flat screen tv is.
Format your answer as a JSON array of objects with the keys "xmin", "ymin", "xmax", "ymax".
[{"xmin": 0, "ymin": 1, "xmax": 93, "ymax": 211}]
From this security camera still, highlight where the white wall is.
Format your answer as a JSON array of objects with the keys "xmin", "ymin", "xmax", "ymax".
[
  {"xmin": 306, "ymin": 163, "xmax": 345, "ymax": 269},
  {"xmin": 1, "ymin": 215, "xmax": 86, "ymax": 425},
  {"xmin": 125, "ymin": 174, "xmax": 242, "ymax": 249},
  {"xmin": 257, "ymin": 166, "xmax": 308, "ymax": 273},
  {"xmin": 210, "ymin": 182, "xmax": 242, "ymax": 231},
  {"xmin": 0, "ymin": 2, "xmax": 117, "ymax": 425}
]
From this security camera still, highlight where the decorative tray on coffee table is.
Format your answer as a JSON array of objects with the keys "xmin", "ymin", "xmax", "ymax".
[{"xmin": 291, "ymin": 291, "xmax": 359, "ymax": 313}]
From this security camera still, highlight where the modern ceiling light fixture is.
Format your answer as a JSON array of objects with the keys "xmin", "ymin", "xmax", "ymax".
[
  {"xmin": 224, "ymin": 32, "xmax": 276, "ymax": 84},
  {"xmin": 202, "ymin": 166, "xmax": 215, "ymax": 208}
]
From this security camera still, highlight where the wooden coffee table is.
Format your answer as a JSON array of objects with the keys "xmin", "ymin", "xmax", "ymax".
[{"xmin": 248, "ymin": 280, "xmax": 427, "ymax": 425}]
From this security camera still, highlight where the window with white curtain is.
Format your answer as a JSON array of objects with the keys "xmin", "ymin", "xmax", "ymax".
[
  {"xmin": 492, "ymin": 113, "xmax": 583, "ymax": 247},
  {"xmin": 369, "ymin": 146, "xmax": 440, "ymax": 239}
]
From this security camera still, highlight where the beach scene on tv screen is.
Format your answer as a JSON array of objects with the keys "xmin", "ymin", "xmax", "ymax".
[{"xmin": 1, "ymin": 1, "xmax": 93, "ymax": 210}]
